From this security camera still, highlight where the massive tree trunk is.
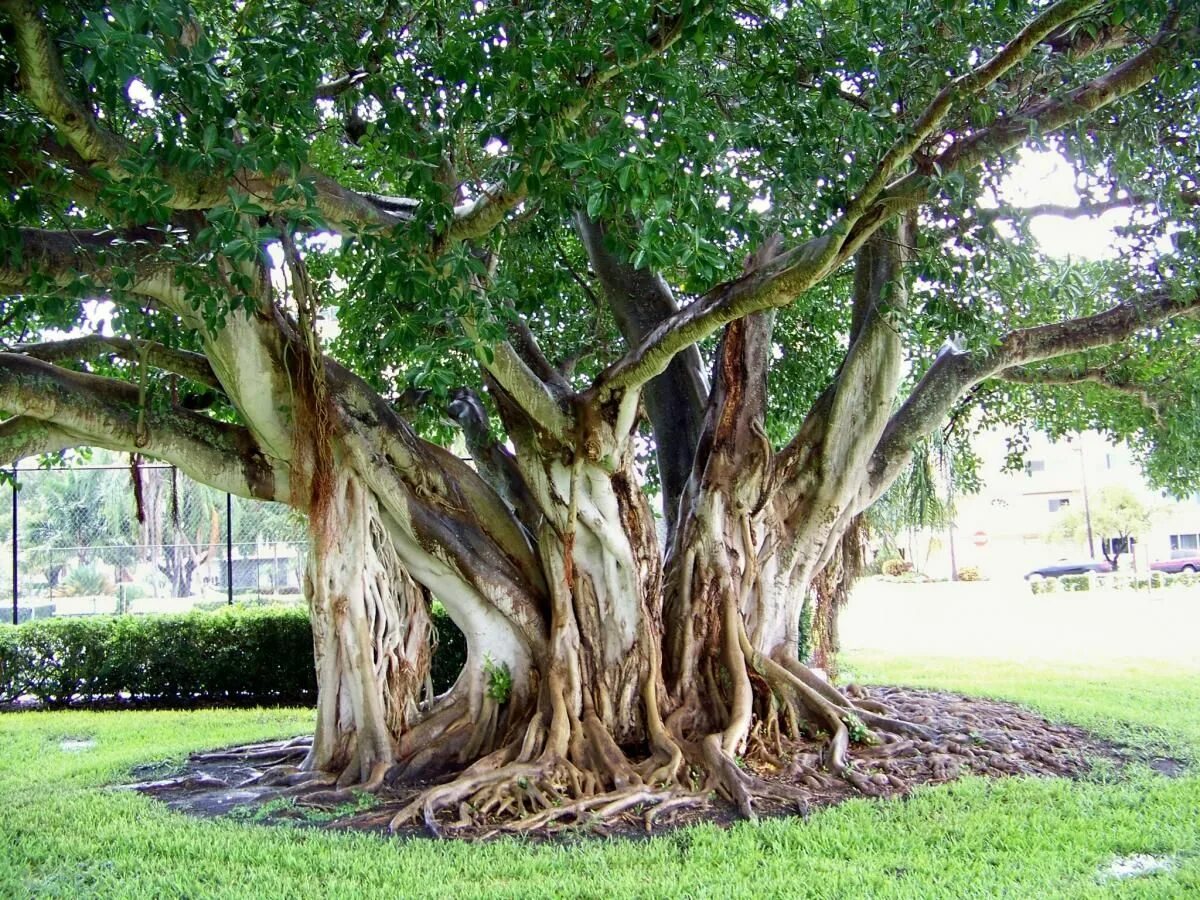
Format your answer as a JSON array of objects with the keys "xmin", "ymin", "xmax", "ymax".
[
  {"xmin": 304, "ymin": 465, "xmax": 433, "ymax": 788},
  {"xmin": 0, "ymin": 217, "xmax": 938, "ymax": 832}
]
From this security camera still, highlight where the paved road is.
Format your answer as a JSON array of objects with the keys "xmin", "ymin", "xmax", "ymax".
[{"xmin": 840, "ymin": 578, "xmax": 1200, "ymax": 668}]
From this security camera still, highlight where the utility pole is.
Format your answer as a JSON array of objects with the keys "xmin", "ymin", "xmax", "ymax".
[
  {"xmin": 1077, "ymin": 444, "xmax": 1096, "ymax": 559},
  {"xmin": 226, "ymin": 493, "xmax": 234, "ymax": 605},
  {"xmin": 947, "ymin": 463, "xmax": 959, "ymax": 581},
  {"xmin": 10, "ymin": 469, "xmax": 17, "ymax": 625}
]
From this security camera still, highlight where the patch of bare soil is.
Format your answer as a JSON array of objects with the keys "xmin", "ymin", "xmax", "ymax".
[{"xmin": 128, "ymin": 686, "xmax": 1160, "ymax": 841}]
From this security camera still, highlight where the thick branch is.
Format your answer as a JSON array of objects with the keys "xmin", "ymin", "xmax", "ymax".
[
  {"xmin": 329, "ymin": 360, "xmax": 547, "ymax": 597},
  {"xmin": 2, "ymin": 0, "xmax": 699, "ymax": 245},
  {"xmin": 982, "ymin": 195, "xmax": 1148, "ymax": 222},
  {"xmin": 866, "ymin": 286, "xmax": 1200, "ymax": 502},
  {"xmin": 15, "ymin": 336, "xmax": 222, "ymax": 391},
  {"xmin": 842, "ymin": 0, "xmax": 1101, "ymax": 221},
  {"xmin": 590, "ymin": 18, "xmax": 1187, "ymax": 400},
  {"xmin": 587, "ymin": 233, "xmax": 836, "ymax": 398},
  {"xmin": 873, "ymin": 21, "xmax": 1193, "ymax": 234},
  {"xmin": 0, "ymin": 353, "xmax": 282, "ymax": 500},
  {"xmin": 462, "ymin": 319, "xmax": 571, "ymax": 439},
  {"xmin": 773, "ymin": 218, "xmax": 911, "ymax": 545},
  {"xmin": 0, "ymin": 416, "xmax": 80, "ymax": 464},
  {"xmin": 575, "ymin": 214, "xmax": 708, "ymax": 537},
  {"xmin": 505, "ymin": 311, "xmax": 571, "ymax": 392},
  {"xmin": 0, "ymin": 0, "xmax": 415, "ymax": 232},
  {"xmin": 0, "ymin": 227, "xmax": 195, "ymax": 319},
  {"xmin": 315, "ymin": 70, "xmax": 370, "ymax": 100},
  {"xmin": 838, "ymin": 21, "xmax": 1189, "ymax": 268}
]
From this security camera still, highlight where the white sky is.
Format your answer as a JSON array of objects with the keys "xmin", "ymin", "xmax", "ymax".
[{"xmin": 991, "ymin": 149, "xmax": 1137, "ymax": 260}]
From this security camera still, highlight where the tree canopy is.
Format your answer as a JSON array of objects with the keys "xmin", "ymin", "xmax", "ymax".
[
  {"xmin": 1, "ymin": 0, "xmax": 1198, "ymax": 833},
  {"xmin": 2, "ymin": 1, "xmax": 1198, "ymax": 494}
]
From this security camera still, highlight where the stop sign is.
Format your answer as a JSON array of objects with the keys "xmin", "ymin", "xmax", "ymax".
[{"xmin": 973, "ymin": 530, "xmax": 989, "ymax": 547}]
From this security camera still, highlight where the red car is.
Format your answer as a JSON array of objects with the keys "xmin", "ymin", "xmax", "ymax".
[{"xmin": 1150, "ymin": 557, "xmax": 1200, "ymax": 574}]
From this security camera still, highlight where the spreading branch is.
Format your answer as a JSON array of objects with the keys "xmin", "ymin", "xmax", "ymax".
[
  {"xmin": 0, "ymin": 227, "xmax": 194, "ymax": 318},
  {"xmin": 981, "ymin": 195, "xmax": 1149, "ymax": 223},
  {"xmin": 999, "ymin": 364, "xmax": 1163, "ymax": 421},
  {"xmin": 461, "ymin": 318, "xmax": 572, "ymax": 438},
  {"xmin": 866, "ymin": 286, "xmax": 1200, "ymax": 502},
  {"xmin": 0, "ymin": 416, "xmax": 81, "ymax": 465},
  {"xmin": 0, "ymin": 353, "xmax": 283, "ymax": 500},
  {"xmin": 873, "ymin": 20, "xmax": 1194, "ymax": 228},
  {"xmin": 2, "ymin": 0, "xmax": 698, "ymax": 245},
  {"xmin": 841, "ymin": 0, "xmax": 1101, "ymax": 222},
  {"xmin": 1, "ymin": 0, "xmax": 413, "ymax": 232},
  {"xmin": 14, "ymin": 336, "xmax": 223, "ymax": 391},
  {"xmin": 587, "ymin": 14, "xmax": 1188, "ymax": 401}
]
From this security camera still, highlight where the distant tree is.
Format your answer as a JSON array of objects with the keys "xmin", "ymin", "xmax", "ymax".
[
  {"xmin": 1052, "ymin": 485, "xmax": 1152, "ymax": 570},
  {"xmin": 133, "ymin": 463, "xmax": 222, "ymax": 597},
  {"xmin": 19, "ymin": 466, "xmax": 137, "ymax": 587}
]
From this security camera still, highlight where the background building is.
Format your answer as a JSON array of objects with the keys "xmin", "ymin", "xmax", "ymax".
[{"xmin": 917, "ymin": 431, "xmax": 1200, "ymax": 579}]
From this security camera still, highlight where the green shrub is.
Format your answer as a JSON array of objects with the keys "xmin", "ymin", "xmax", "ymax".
[
  {"xmin": 1058, "ymin": 574, "xmax": 1091, "ymax": 592},
  {"xmin": 0, "ymin": 627, "xmax": 25, "ymax": 703},
  {"xmin": 63, "ymin": 565, "xmax": 114, "ymax": 597},
  {"xmin": 797, "ymin": 596, "xmax": 813, "ymax": 664},
  {"xmin": 956, "ymin": 566, "xmax": 982, "ymax": 582},
  {"xmin": 192, "ymin": 595, "xmax": 304, "ymax": 613},
  {"xmin": 881, "ymin": 559, "xmax": 913, "ymax": 577},
  {"xmin": 431, "ymin": 612, "xmax": 466, "ymax": 694},
  {"xmin": 0, "ymin": 604, "xmax": 468, "ymax": 708}
]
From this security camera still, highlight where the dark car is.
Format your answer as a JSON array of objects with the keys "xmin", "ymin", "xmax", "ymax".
[
  {"xmin": 1024, "ymin": 559, "xmax": 1113, "ymax": 580},
  {"xmin": 1150, "ymin": 557, "xmax": 1200, "ymax": 574}
]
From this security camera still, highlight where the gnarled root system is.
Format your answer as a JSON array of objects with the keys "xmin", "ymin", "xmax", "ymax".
[{"xmin": 132, "ymin": 684, "xmax": 1111, "ymax": 838}]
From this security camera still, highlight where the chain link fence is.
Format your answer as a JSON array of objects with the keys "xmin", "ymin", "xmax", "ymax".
[{"xmin": 3, "ymin": 461, "xmax": 308, "ymax": 624}]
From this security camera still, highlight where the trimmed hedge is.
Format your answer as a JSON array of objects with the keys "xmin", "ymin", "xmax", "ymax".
[
  {"xmin": 1029, "ymin": 570, "xmax": 1200, "ymax": 594},
  {"xmin": 0, "ymin": 606, "xmax": 468, "ymax": 708}
]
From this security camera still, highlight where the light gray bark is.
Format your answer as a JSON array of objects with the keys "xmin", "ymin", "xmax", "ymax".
[{"xmin": 575, "ymin": 214, "xmax": 709, "ymax": 542}]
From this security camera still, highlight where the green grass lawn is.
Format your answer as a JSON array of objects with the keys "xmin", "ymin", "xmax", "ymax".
[{"xmin": 1, "ymin": 656, "xmax": 1197, "ymax": 899}]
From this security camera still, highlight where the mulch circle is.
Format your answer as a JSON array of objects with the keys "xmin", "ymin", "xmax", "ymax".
[{"xmin": 127, "ymin": 685, "xmax": 1172, "ymax": 841}]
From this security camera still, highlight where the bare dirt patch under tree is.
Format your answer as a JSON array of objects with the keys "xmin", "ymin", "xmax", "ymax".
[{"xmin": 132, "ymin": 686, "xmax": 1130, "ymax": 840}]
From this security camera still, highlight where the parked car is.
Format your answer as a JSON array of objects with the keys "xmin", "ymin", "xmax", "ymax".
[
  {"xmin": 1150, "ymin": 557, "xmax": 1200, "ymax": 574},
  {"xmin": 1024, "ymin": 559, "xmax": 1113, "ymax": 580}
]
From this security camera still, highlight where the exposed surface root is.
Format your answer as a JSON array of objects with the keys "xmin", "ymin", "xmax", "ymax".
[{"xmin": 131, "ymin": 686, "xmax": 1124, "ymax": 838}]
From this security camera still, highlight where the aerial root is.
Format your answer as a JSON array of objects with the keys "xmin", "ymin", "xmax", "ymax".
[
  {"xmin": 389, "ymin": 757, "xmax": 566, "ymax": 836},
  {"xmin": 506, "ymin": 785, "xmax": 705, "ymax": 834},
  {"xmin": 385, "ymin": 703, "xmax": 696, "ymax": 837},
  {"xmin": 700, "ymin": 733, "xmax": 813, "ymax": 820},
  {"xmin": 287, "ymin": 759, "xmax": 392, "ymax": 807},
  {"xmin": 364, "ymin": 644, "xmax": 935, "ymax": 834},
  {"xmin": 191, "ymin": 736, "xmax": 311, "ymax": 765}
]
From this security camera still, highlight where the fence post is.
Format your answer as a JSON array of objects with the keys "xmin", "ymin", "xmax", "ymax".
[
  {"xmin": 10, "ymin": 469, "xmax": 17, "ymax": 625},
  {"xmin": 226, "ymin": 493, "xmax": 234, "ymax": 606}
]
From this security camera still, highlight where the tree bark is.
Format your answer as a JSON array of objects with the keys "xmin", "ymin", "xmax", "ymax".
[
  {"xmin": 304, "ymin": 466, "xmax": 433, "ymax": 788},
  {"xmin": 575, "ymin": 214, "xmax": 708, "ymax": 542}
]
